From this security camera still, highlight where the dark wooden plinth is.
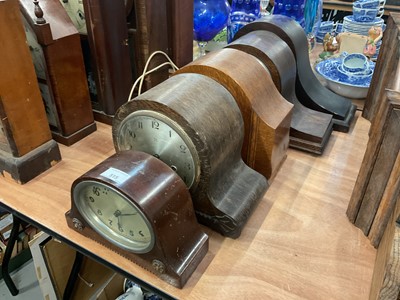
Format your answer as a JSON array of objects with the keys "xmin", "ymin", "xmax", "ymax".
[
  {"xmin": 52, "ymin": 122, "xmax": 97, "ymax": 146},
  {"xmin": 227, "ymin": 30, "xmax": 333, "ymax": 154},
  {"xmin": 0, "ymin": 140, "xmax": 61, "ymax": 184},
  {"xmin": 93, "ymin": 110, "xmax": 113, "ymax": 125},
  {"xmin": 234, "ymin": 15, "xmax": 356, "ymax": 133}
]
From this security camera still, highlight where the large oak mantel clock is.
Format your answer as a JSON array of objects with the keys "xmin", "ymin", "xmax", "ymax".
[
  {"xmin": 66, "ymin": 150, "xmax": 209, "ymax": 288},
  {"xmin": 0, "ymin": 0, "xmax": 61, "ymax": 184},
  {"xmin": 19, "ymin": 0, "xmax": 96, "ymax": 146},
  {"xmin": 112, "ymin": 73, "xmax": 268, "ymax": 238}
]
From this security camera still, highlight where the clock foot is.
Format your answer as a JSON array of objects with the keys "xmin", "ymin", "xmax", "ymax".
[{"xmin": 196, "ymin": 162, "xmax": 269, "ymax": 239}]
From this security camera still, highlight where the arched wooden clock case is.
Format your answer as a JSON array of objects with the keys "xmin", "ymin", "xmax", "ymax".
[{"xmin": 66, "ymin": 151, "xmax": 209, "ymax": 288}]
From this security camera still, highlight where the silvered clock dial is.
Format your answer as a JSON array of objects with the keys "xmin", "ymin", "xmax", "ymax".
[
  {"xmin": 116, "ymin": 110, "xmax": 200, "ymax": 189},
  {"xmin": 72, "ymin": 181, "xmax": 154, "ymax": 253}
]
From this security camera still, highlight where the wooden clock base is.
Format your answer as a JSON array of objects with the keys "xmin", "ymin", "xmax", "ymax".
[
  {"xmin": 52, "ymin": 122, "xmax": 97, "ymax": 146},
  {"xmin": 0, "ymin": 140, "xmax": 61, "ymax": 184}
]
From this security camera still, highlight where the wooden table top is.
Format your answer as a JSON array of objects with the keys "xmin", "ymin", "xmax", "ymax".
[{"xmin": 0, "ymin": 114, "xmax": 376, "ymax": 299}]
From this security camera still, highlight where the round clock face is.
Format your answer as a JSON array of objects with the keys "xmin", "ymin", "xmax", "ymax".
[
  {"xmin": 116, "ymin": 110, "xmax": 200, "ymax": 189},
  {"xmin": 73, "ymin": 180, "xmax": 155, "ymax": 253}
]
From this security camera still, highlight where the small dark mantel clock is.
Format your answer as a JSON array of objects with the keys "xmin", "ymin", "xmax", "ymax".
[
  {"xmin": 20, "ymin": 0, "xmax": 96, "ymax": 146},
  {"xmin": 66, "ymin": 150, "xmax": 209, "ymax": 288},
  {"xmin": 0, "ymin": 0, "xmax": 61, "ymax": 184}
]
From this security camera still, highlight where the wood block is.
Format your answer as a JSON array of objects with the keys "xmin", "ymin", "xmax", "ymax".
[
  {"xmin": 19, "ymin": 0, "xmax": 96, "ymax": 146},
  {"xmin": 0, "ymin": 0, "xmax": 61, "ymax": 184},
  {"xmin": 233, "ymin": 15, "xmax": 356, "ymax": 133},
  {"xmin": 175, "ymin": 48, "xmax": 293, "ymax": 180},
  {"xmin": 227, "ymin": 30, "xmax": 334, "ymax": 155},
  {"xmin": 363, "ymin": 13, "xmax": 400, "ymax": 122}
]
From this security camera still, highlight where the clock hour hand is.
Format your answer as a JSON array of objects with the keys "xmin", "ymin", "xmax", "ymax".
[
  {"xmin": 119, "ymin": 212, "xmax": 137, "ymax": 217},
  {"xmin": 113, "ymin": 210, "xmax": 123, "ymax": 232}
]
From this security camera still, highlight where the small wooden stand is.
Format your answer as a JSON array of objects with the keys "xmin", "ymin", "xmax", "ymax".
[{"xmin": 175, "ymin": 48, "xmax": 293, "ymax": 180}]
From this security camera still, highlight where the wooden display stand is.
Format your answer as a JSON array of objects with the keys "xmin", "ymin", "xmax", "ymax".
[
  {"xmin": 175, "ymin": 48, "xmax": 293, "ymax": 180},
  {"xmin": 234, "ymin": 15, "xmax": 356, "ymax": 133},
  {"xmin": 227, "ymin": 31, "xmax": 334, "ymax": 155},
  {"xmin": 19, "ymin": 0, "xmax": 96, "ymax": 146},
  {"xmin": 0, "ymin": 0, "xmax": 61, "ymax": 184}
]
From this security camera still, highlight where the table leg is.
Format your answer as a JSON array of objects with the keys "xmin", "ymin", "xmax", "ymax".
[
  {"xmin": 63, "ymin": 251, "xmax": 84, "ymax": 299},
  {"xmin": 1, "ymin": 216, "xmax": 21, "ymax": 296}
]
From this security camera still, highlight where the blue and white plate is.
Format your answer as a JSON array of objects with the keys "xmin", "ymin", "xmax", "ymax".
[
  {"xmin": 343, "ymin": 15, "xmax": 384, "ymax": 26},
  {"xmin": 315, "ymin": 56, "xmax": 375, "ymax": 98}
]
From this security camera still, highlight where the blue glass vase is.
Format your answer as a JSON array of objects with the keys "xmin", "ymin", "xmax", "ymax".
[
  {"xmin": 272, "ymin": 0, "xmax": 306, "ymax": 29},
  {"xmin": 227, "ymin": 0, "xmax": 261, "ymax": 43},
  {"xmin": 193, "ymin": 0, "xmax": 231, "ymax": 56},
  {"xmin": 304, "ymin": 0, "xmax": 323, "ymax": 50}
]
